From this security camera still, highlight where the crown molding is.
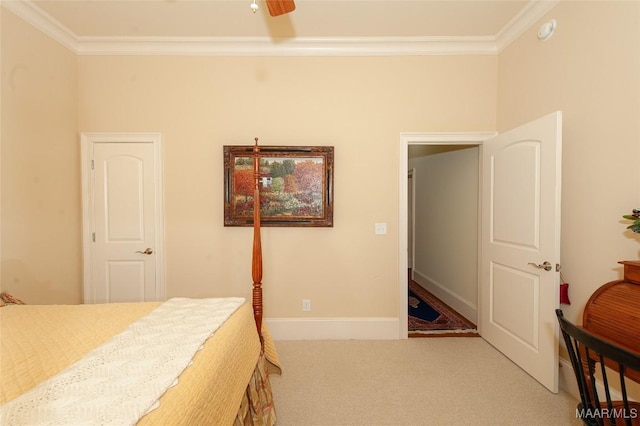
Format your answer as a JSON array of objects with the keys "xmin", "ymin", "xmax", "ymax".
[
  {"xmin": 2, "ymin": 0, "xmax": 558, "ymax": 57},
  {"xmin": 75, "ymin": 36, "xmax": 497, "ymax": 57}
]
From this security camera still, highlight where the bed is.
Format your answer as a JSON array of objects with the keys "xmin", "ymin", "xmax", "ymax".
[{"xmin": 0, "ymin": 140, "xmax": 280, "ymax": 425}]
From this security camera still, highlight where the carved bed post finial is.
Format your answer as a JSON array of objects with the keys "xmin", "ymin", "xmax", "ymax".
[{"xmin": 252, "ymin": 138, "xmax": 264, "ymax": 345}]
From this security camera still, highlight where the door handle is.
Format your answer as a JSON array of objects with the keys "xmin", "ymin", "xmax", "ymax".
[
  {"xmin": 136, "ymin": 248, "xmax": 153, "ymax": 255},
  {"xmin": 528, "ymin": 261, "xmax": 552, "ymax": 271}
]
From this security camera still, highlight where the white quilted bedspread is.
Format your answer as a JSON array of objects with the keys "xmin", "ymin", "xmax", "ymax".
[{"xmin": 0, "ymin": 297, "xmax": 245, "ymax": 426}]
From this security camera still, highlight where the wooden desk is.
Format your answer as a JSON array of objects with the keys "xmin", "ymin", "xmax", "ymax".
[{"xmin": 582, "ymin": 260, "xmax": 640, "ymax": 383}]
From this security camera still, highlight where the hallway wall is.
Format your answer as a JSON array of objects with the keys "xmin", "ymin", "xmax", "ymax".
[{"xmin": 408, "ymin": 145, "xmax": 479, "ymax": 321}]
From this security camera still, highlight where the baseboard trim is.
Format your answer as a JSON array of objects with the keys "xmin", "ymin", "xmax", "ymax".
[
  {"xmin": 559, "ymin": 357, "xmax": 579, "ymax": 398},
  {"xmin": 265, "ymin": 317, "xmax": 400, "ymax": 340},
  {"xmin": 559, "ymin": 357, "xmax": 628, "ymax": 401}
]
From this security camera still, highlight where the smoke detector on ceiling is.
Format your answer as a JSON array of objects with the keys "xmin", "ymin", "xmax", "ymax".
[{"xmin": 537, "ymin": 19, "xmax": 557, "ymax": 41}]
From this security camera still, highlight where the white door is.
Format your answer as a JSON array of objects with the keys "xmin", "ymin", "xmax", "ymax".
[
  {"xmin": 480, "ymin": 112, "xmax": 562, "ymax": 392},
  {"xmin": 81, "ymin": 133, "xmax": 165, "ymax": 304}
]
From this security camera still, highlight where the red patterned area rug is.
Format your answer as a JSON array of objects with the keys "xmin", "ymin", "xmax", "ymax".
[{"xmin": 408, "ymin": 280, "xmax": 478, "ymax": 338}]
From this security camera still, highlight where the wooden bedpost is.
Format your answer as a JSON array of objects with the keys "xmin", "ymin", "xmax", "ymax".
[{"xmin": 252, "ymin": 138, "xmax": 264, "ymax": 344}]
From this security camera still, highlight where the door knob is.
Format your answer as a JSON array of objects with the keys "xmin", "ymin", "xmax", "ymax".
[
  {"xmin": 528, "ymin": 261, "xmax": 552, "ymax": 271},
  {"xmin": 136, "ymin": 248, "xmax": 153, "ymax": 255}
]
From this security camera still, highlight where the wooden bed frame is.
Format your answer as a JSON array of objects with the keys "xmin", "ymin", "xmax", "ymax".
[{"xmin": 251, "ymin": 138, "xmax": 264, "ymax": 344}]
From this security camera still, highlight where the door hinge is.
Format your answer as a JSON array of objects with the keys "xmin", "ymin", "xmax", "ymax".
[
  {"xmin": 91, "ymin": 160, "xmax": 95, "ymax": 170},
  {"xmin": 92, "ymin": 232, "xmax": 95, "ymax": 242}
]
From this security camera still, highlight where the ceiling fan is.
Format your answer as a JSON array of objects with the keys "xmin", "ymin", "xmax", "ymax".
[{"xmin": 264, "ymin": 0, "xmax": 296, "ymax": 16}]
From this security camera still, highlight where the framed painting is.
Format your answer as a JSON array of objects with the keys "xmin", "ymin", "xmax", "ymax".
[{"xmin": 224, "ymin": 145, "xmax": 334, "ymax": 227}]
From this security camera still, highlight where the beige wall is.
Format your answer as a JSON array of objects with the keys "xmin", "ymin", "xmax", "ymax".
[
  {"xmin": 1, "ymin": 8, "xmax": 498, "ymax": 318},
  {"xmin": 77, "ymin": 55, "xmax": 496, "ymax": 318},
  {"xmin": 1, "ymin": 9, "xmax": 80, "ymax": 304},
  {"xmin": 497, "ymin": 0, "xmax": 640, "ymax": 325}
]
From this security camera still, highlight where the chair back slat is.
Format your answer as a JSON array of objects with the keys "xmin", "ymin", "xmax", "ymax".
[{"xmin": 556, "ymin": 309, "xmax": 640, "ymax": 426}]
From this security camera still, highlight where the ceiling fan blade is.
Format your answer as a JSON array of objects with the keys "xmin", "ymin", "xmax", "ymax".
[{"xmin": 266, "ymin": 0, "xmax": 296, "ymax": 16}]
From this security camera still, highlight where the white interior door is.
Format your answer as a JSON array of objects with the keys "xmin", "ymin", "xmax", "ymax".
[
  {"xmin": 82, "ymin": 133, "xmax": 165, "ymax": 304},
  {"xmin": 480, "ymin": 112, "xmax": 562, "ymax": 392}
]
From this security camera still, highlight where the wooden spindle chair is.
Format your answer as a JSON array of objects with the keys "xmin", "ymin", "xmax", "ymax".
[{"xmin": 556, "ymin": 309, "xmax": 640, "ymax": 425}]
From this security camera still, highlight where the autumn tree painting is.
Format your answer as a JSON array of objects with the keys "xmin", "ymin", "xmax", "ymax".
[
  {"xmin": 224, "ymin": 145, "xmax": 333, "ymax": 227},
  {"xmin": 233, "ymin": 157, "xmax": 324, "ymax": 218}
]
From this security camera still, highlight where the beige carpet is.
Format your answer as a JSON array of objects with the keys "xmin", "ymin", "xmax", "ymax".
[{"xmin": 270, "ymin": 338, "xmax": 582, "ymax": 426}]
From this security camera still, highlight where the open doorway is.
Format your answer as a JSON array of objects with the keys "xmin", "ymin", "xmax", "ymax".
[
  {"xmin": 399, "ymin": 115, "xmax": 562, "ymax": 390},
  {"xmin": 397, "ymin": 132, "xmax": 496, "ymax": 339},
  {"xmin": 408, "ymin": 145, "xmax": 479, "ymax": 336}
]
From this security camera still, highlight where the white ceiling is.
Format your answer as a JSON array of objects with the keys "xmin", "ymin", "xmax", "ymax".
[
  {"xmin": 29, "ymin": 0, "xmax": 530, "ymax": 38},
  {"xmin": 3, "ymin": 0, "xmax": 558, "ymax": 55}
]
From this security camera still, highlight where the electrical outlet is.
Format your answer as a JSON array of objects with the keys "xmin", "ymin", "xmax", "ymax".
[
  {"xmin": 375, "ymin": 222, "xmax": 387, "ymax": 235},
  {"xmin": 302, "ymin": 299, "xmax": 311, "ymax": 312}
]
